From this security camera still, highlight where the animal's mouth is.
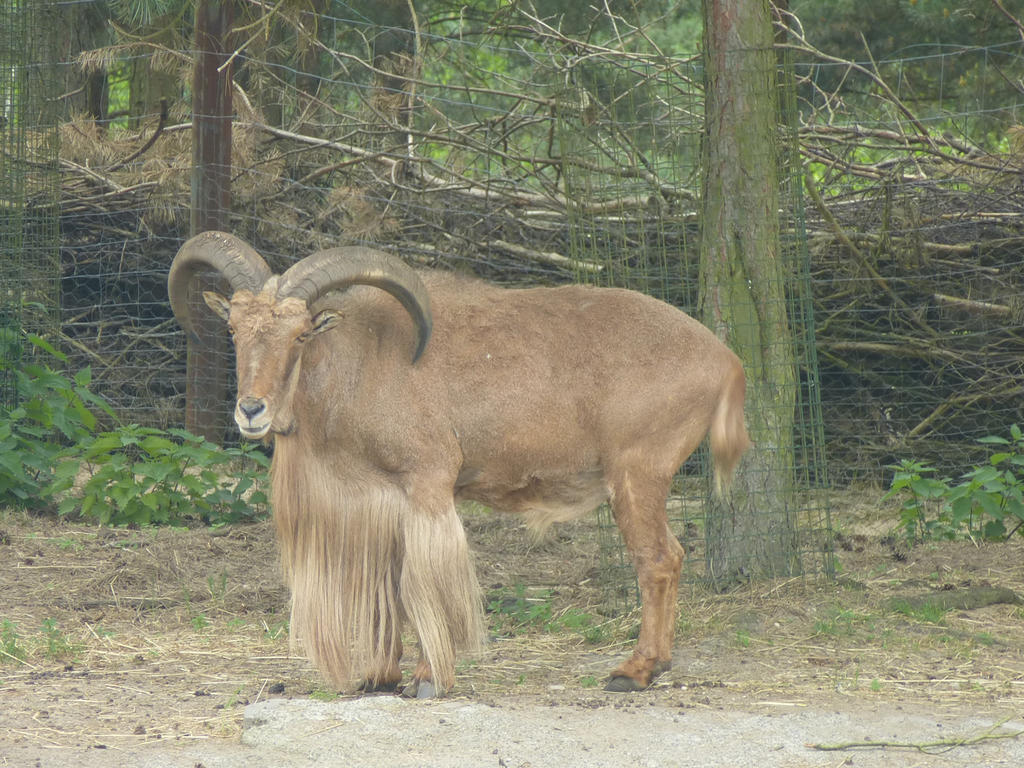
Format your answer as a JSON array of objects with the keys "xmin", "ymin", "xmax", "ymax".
[{"xmin": 237, "ymin": 423, "xmax": 271, "ymax": 440}]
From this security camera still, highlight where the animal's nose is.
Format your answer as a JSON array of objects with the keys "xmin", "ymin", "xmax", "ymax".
[{"xmin": 237, "ymin": 397, "xmax": 266, "ymax": 422}]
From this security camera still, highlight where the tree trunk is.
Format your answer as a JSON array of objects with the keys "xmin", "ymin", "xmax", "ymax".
[
  {"xmin": 186, "ymin": 0, "xmax": 234, "ymax": 444},
  {"xmin": 700, "ymin": 0, "xmax": 798, "ymax": 587},
  {"xmin": 57, "ymin": 1, "xmax": 109, "ymax": 123}
]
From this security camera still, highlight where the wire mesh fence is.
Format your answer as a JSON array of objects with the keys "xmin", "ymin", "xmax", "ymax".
[
  {"xmin": 793, "ymin": 38, "xmax": 1024, "ymax": 482},
  {"xmin": 0, "ymin": 0, "xmax": 61, "ymax": 407},
  {"xmin": 2, "ymin": 3, "xmax": 1023, "ymax": 592}
]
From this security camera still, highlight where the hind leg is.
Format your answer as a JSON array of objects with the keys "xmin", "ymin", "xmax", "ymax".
[{"xmin": 605, "ymin": 468, "xmax": 684, "ymax": 692}]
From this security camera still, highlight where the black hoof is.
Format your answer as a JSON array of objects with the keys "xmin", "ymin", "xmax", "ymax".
[{"xmin": 604, "ymin": 675, "xmax": 646, "ymax": 693}]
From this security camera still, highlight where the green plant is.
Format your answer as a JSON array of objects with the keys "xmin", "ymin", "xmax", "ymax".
[
  {"xmin": 54, "ymin": 536, "xmax": 83, "ymax": 552},
  {"xmin": 1, "ymin": 332, "xmax": 269, "ymax": 526},
  {"xmin": 486, "ymin": 584, "xmax": 599, "ymax": 641},
  {"xmin": 50, "ymin": 425, "xmax": 269, "ymax": 527},
  {"xmin": 40, "ymin": 618, "xmax": 78, "ymax": 660},
  {"xmin": 884, "ymin": 426, "xmax": 1024, "ymax": 543},
  {"xmin": 487, "ymin": 584, "xmax": 554, "ymax": 633},
  {"xmin": 950, "ymin": 426, "xmax": 1024, "ymax": 540},
  {"xmin": 208, "ymin": 571, "xmax": 229, "ymax": 601},
  {"xmin": 0, "ymin": 619, "xmax": 26, "ymax": 663},
  {"xmin": 884, "ymin": 459, "xmax": 954, "ymax": 542},
  {"xmin": 263, "ymin": 619, "xmax": 289, "ymax": 641},
  {"xmin": 0, "ymin": 335, "xmax": 113, "ymax": 510},
  {"xmin": 813, "ymin": 607, "xmax": 874, "ymax": 637},
  {"xmin": 889, "ymin": 599, "xmax": 949, "ymax": 625}
]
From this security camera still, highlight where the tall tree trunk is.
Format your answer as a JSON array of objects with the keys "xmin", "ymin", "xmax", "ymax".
[
  {"xmin": 186, "ymin": 0, "xmax": 234, "ymax": 444},
  {"xmin": 700, "ymin": 0, "xmax": 798, "ymax": 587},
  {"xmin": 57, "ymin": 1, "xmax": 110, "ymax": 123}
]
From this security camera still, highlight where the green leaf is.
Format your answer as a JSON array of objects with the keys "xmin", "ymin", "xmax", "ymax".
[
  {"xmin": 978, "ymin": 435, "xmax": 1010, "ymax": 445},
  {"xmin": 27, "ymin": 334, "xmax": 66, "ymax": 361},
  {"xmin": 975, "ymin": 493, "xmax": 1004, "ymax": 519},
  {"xmin": 909, "ymin": 477, "xmax": 947, "ymax": 498},
  {"xmin": 982, "ymin": 519, "xmax": 1007, "ymax": 541}
]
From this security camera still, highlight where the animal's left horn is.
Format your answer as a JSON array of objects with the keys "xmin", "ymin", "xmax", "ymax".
[
  {"xmin": 168, "ymin": 231, "xmax": 274, "ymax": 338},
  {"xmin": 277, "ymin": 247, "xmax": 432, "ymax": 363}
]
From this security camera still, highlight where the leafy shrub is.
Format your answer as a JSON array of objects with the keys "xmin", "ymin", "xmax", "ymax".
[
  {"xmin": 884, "ymin": 425, "xmax": 1024, "ymax": 543},
  {"xmin": 50, "ymin": 425, "xmax": 269, "ymax": 527},
  {"xmin": 0, "ymin": 335, "xmax": 113, "ymax": 510},
  {"xmin": 1, "ymin": 332, "xmax": 269, "ymax": 526}
]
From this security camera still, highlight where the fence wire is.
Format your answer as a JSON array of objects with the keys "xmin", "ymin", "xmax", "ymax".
[
  {"xmin": 0, "ymin": 0, "xmax": 61, "ymax": 407},
  {"xmin": 2, "ymin": 4, "xmax": 1023, "ymax": 595}
]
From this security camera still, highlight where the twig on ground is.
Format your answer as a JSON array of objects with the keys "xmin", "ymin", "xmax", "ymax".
[{"xmin": 808, "ymin": 716, "xmax": 1024, "ymax": 754}]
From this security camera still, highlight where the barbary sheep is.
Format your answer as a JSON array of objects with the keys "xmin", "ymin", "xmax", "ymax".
[{"xmin": 168, "ymin": 231, "xmax": 750, "ymax": 698}]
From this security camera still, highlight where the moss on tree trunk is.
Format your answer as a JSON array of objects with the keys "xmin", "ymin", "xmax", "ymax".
[{"xmin": 700, "ymin": 0, "xmax": 798, "ymax": 587}]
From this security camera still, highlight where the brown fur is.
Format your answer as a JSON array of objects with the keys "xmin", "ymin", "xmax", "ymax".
[
  {"xmin": 271, "ymin": 436, "xmax": 482, "ymax": 691},
  {"xmin": 171, "ymin": 236, "xmax": 751, "ymax": 695},
  {"xmin": 710, "ymin": 363, "xmax": 752, "ymax": 497}
]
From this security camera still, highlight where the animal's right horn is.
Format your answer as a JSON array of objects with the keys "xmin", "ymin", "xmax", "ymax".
[{"xmin": 168, "ymin": 231, "xmax": 273, "ymax": 339}]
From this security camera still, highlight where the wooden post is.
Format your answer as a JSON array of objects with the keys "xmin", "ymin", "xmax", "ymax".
[{"xmin": 185, "ymin": 0, "xmax": 234, "ymax": 442}]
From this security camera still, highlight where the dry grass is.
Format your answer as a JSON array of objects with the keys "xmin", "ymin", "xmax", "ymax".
[{"xmin": 2, "ymin": 492, "xmax": 1023, "ymax": 752}]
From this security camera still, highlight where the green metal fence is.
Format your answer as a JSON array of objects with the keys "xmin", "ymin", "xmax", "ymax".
[{"xmin": 0, "ymin": 0, "xmax": 61, "ymax": 406}]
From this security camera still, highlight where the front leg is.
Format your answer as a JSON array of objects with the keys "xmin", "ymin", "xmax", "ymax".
[
  {"xmin": 359, "ymin": 634, "xmax": 404, "ymax": 693},
  {"xmin": 398, "ymin": 501, "xmax": 485, "ymax": 698},
  {"xmin": 401, "ymin": 658, "xmax": 439, "ymax": 699}
]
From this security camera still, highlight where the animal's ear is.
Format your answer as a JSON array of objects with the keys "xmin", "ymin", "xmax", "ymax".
[
  {"xmin": 302, "ymin": 310, "xmax": 340, "ymax": 341},
  {"xmin": 202, "ymin": 291, "xmax": 231, "ymax": 322}
]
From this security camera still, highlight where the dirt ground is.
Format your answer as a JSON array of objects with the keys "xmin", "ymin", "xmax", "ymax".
[{"xmin": 1, "ymin": 491, "xmax": 1023, "ymax": 765}]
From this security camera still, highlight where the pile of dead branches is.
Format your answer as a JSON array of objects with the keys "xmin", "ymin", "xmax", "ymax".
[
  {"xmin": 34, "ymin": 10, "xmax": 1024, "ymax": 480},
  {"xmin": 797, "ymin": 125, "xmax": 1024, "ymax": 479}
]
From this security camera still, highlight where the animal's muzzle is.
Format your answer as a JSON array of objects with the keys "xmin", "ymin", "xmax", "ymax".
[{"xmin": 235, "ymin": 396, "xmax": 271, "ymax": 439}]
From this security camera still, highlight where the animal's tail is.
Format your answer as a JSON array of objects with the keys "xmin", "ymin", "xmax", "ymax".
[{"xmin": 710, "ymin": 362, "xmax": 752, "ymax": 497}]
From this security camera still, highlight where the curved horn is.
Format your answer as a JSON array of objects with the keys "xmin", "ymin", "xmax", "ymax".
[
  {"xmin": 168, "ymin": 231, "xmax": 274, "ymax": 338},
  {"xmin": 277, "ymin": 247, "xmax": 432, "ymax": 363}
]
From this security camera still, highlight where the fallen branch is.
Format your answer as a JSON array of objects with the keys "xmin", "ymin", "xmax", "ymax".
[
  {"xmin": 105, "ymin": 98, "xmax": 168, "ymax": 174},
  {"xmin": 808, "ymin": 716, "xmax": 1024, "ymax": 754},
  {"xmin": 820, "ymin": 340, "xmax": 965, "ymax": 364},
  {"xmin": 488, "ymin": 239, "xmax": 604, "ymax": 273},
  {"xmin": 933, "ymin": 293, "xmax": 1014, "ymax": 318}
]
